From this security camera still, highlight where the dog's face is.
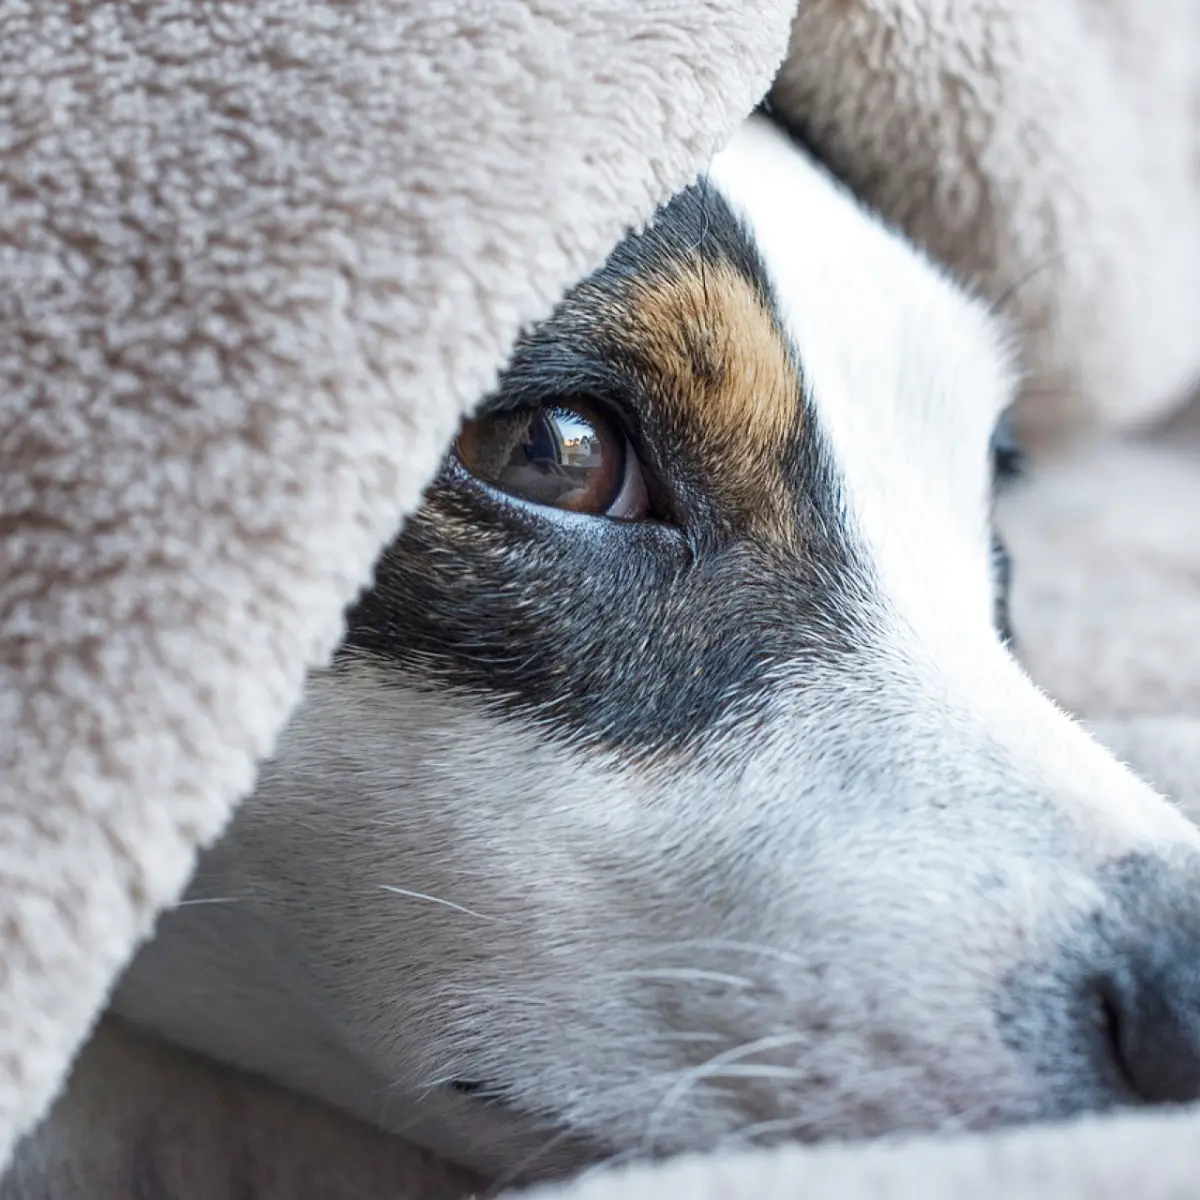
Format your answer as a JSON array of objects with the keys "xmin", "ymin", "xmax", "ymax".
[{"xmin": 116, "ymin": 116, "xmax": 1200, "ymax": 1181}]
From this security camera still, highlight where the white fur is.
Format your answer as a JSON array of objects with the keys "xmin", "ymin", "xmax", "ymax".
[{"xmin": 104, "ymin": 115, "xmax": 1200, "ymax": 1183}]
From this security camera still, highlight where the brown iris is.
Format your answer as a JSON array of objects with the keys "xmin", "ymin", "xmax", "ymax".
[{"xmin": 455, "ymin": 400, "xmax": 646, "ymax": 518}]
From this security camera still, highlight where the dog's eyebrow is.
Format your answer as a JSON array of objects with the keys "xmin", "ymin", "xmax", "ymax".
[
  {"xmin": 623, "ymin": 261, "xmax": 800, "ymax": 454},
  {"xmin": 608, "ymin": 259, "xmax": 804, "ymax": 547}
]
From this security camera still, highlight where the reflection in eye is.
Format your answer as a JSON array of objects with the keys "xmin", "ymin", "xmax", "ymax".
[{"xmin": 455, "ymin": 400, "xmax": 648, "ymax": 519}]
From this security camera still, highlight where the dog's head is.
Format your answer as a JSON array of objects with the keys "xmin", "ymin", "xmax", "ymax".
[{"xmin": 116, "ymin": 115, "xmax": 1200, "ymax": 1181}]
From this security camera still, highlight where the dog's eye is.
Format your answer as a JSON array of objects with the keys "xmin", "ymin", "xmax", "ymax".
[
  {"xmin": 455, "ymin": 400, "xmax": 649, "ymax": 519},
  {"xmin": 990, "ymin": 407, "xmax": 1025, "ymax": 485}
]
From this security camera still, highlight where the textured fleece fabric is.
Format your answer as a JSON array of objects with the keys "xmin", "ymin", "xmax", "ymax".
[{"xmin": 0, "ymin": 0, "xmax": 1197, "ymax": 1197}]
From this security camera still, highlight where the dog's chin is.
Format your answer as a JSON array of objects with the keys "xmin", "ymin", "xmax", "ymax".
[{"xmin": 350, "ymin": 952, "xmax": 1125, "ymax": 1184}]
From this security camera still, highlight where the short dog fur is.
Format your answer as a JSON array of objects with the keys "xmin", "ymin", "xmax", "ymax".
[{"xmin": 97, "ymin": 115, "xmax": 1200, "ymax": 1185}]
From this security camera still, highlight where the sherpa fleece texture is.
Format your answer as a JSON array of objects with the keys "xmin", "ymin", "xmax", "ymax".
[
  {"xmin": 0, "ymin": 0, "xmax": 1198, "ymax": 1197},
  {"xmin": 773, "ymin": 0, "xmax": 1200, "ymax": 440},
  {"xmin": 0, "ymin": 0, "xmax": 794, "ymax": 1171}
]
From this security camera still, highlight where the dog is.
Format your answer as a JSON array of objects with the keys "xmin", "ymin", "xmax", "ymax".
[{"xmin": 101, "ymin": 112, "xmax": 1200, "ymax": 1184}]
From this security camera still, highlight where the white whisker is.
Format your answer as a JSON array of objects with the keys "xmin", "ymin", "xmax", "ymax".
[
  {"xmin": 717, "ymin": 1113, "xmax": 813, "ymax": 1148},
  {"xmin": 641, "ymin": 1032, "xmax": 811, "ymax": 1155},
  {"xmin": 413, "ymin": 1074, "xmax": 458, "ymax": 1092},
  {"xmin": 379, "ymin": 885, "xmax": 498, "ymax": 922},
  {"xmin": 650, "ymin": 1031, "xmax": 729, "ymax": 1045},
  {"xmin": 700, "ymin": 1063, "xmax": 809, "ymax": 1082},
  {"xmin": 173, "ymin": 897, "xmax": 242, "ymax": 907},
  {"xmin": 608, "ymin": 968, "xmax": 755, "ymax": 989},
  {"xmin": 630, "ymin": 938, "xmax": 807, "ymax": 968}
]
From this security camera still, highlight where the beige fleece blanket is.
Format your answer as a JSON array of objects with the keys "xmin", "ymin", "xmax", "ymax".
[{"xmin": 1, "ymin": 1, "xmax": 1198, "ymax": 1196}]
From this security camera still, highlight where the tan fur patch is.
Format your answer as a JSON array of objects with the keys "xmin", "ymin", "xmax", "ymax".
[{"xmin": 618, "ymin": 258, "xmax": 802, "ymax": 544}]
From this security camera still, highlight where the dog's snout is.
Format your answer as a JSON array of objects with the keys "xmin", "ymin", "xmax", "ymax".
[
  {"xmin": 1089, "ymin": 860, "xmax": 1200, "ymax": 1106},
  {"xmin": 1094, "ymin": 928, "xmax": 1200, "ymax": 1104}
]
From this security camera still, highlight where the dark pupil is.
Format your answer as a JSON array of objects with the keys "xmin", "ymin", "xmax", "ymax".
[{"xmin": 463, "ymin": 406, "xmax": 619, "ymax": 512}]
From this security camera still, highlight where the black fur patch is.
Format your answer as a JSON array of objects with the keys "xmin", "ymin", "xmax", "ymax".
[{"xmin": 343, "ymin": 183, "xmax": 1015, "ymax": 752}]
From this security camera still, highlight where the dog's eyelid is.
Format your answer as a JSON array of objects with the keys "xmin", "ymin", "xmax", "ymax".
[
  {"xmin": 475, "ymin": 380, "xmax": 645, "ymax": 444},
  {"xmin": 468, "ymin": 386, "xmax": 651, "ymax": 465}
]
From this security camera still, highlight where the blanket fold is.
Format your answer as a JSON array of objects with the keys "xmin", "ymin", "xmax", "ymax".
[
  {"xmin": 773, "ymin": 1, "xmax": 1200, "ymax": 440},
  {"xmin": 1, "ymin": 1, "xmax": 1198, "ymax": 1195}
]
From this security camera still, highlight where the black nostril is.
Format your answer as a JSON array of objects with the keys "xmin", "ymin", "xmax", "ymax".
[{"xmin": 1096, "ymin": 952, "xmax": 1200, "ymax": 1105}]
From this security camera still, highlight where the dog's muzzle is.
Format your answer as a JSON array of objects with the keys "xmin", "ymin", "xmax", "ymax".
[
  {"xmin": 1090, "ymin": 855, "xmax": 1200, "ymax": 1104},
  {"xmin": 1006, "ymin": 853, "xmax": 1200, "ymax": 1110}
]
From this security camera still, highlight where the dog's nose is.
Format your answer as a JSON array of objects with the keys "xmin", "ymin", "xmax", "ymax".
[
  {"xmin": 1098, "ymin": 936, "xmax": 1200, "ymax": 1104},
  {"xmin": 1091, "ymin": 861, "xmax": 1200, "ymax": 1105}
]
